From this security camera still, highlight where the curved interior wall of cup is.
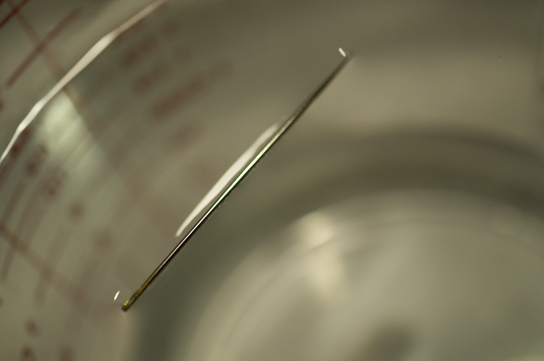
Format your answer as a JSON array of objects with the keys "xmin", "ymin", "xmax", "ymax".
[
  {"xmin": 132, "ymin": 120, "xmax": 544, "ymax": 361},
  {"xmin": 126, "ymin": 2, "xmax": 544, "ymax": 359}
]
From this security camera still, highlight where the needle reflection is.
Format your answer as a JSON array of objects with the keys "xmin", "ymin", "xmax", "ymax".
[
  {"xmin": 121, "ymin": 51, "xmax": 353, "ymax": 311},
  {"xmin": 295, "ymin": 212, "xmax": 347, "ymax": 302}
]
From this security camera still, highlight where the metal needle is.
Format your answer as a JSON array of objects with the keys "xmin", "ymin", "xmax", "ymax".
[{"xmin": 122, "ymin": 49, "xmax": 352, "ymax": 311}]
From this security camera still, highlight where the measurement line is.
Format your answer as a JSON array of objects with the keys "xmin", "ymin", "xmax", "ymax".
[
  {"xmin": 0, "ymin": 159, "xmax": 14, "ymax": 191},
  {"xmin": 0, "ymin": 221, "xmax": 92, "ymax": 313},
  {"xmin": 0, "ymin": 181, "xmax": 24, "ymax": 285},
  {"xmin": 0, "ymin": 127, "xmax": 32, "ymax": 191},
  {"xmin": 33, "ymin": 226, "xmax": 72, "ymax": 306},
  {"xmin": 0, "ymin": 199, "xmax": 45, "ymax": 280},
  {"xmin": 64, "ymin": 251, "xmax": 103, "ymax": 334},
  {"xmin": 6, "ymin": 8, "xmax": 81, "ymax": 87},
  {"xmin": 5, "ymin": 1, "xmax": 174, "ymax": 285},
  {"xmin": 0, "ymin": 0, "xmax": 31, "ymax": 31},
  {"xmin": 0, "ymin": 163, "xmax": 68, "ymax": 280},
  {"xmin": 0, "ymin": 114, "xmax": 95, "ymax": 281},
  {"xmin": 7, "ymin": 0, "xmax": 65, "ymax": 85},
  {"xmin": 0, "ymin": 0, "xmax": 166, "ymax": 167},
  {"xmin": 0, "ymin": 181, "xmax": 25, "ymax": 222}
]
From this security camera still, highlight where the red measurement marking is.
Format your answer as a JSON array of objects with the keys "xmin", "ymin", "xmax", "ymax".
[
  {"xmin": 6, "ymin": 9, "xmax": 81, "ymax": 87},
  {"xmin": 93, "ymin": 230, "xmax": 113, "ymax": 251},
  {"xmin": 1, "ymin": 178, "xmax": 48, "ymax": 280},
  {"xmin": 0, "ymin": 0, "xmax": 31, "ymax": 31},
  {"xmin": 1, "ymin": 182, "xmax": 25, "ymax": 223},
  {"xmin": 132, "ymin": 61, "xmax": 171, "ymax": 94},
  {"xmin": 9, "ymin": 127, "xmax": 32, "ymax": 158},
  {"xmin": 3, "ymin": 136, "xmax": 85, "ymax": 282},
  {"xmin": 0, "ymin": 159, "xmax": 15, "ymax": 191},
  {"xmin": 164, "ymin": 123, "xmax": 202, "ymax": 153},
  {"xmin": 1, "ymin": 199, "xmax": 46, "ymax": 280},
  {"xmin": 11, "ymin": 3, "xmax": 64, "ymax": 81},
  {"xmin": 65, "ymin": 251, "xmax": 102, "ymax": 334},
  {"xmin": 151, "ymin": 61, "xmax": 232, "ymax": 120},
  {"xmin": 119, "ymin": 35, "xmax": 158, "ymax": 69},
  {"xmin": 68, "ymin": 200, "xmax": 85, "ymax": 220},
  {"xmin": 20, "ymin": 345, "xmax": 36, "ymax": 361},
  {"xmin": 0, "ymin": 184, "xmax": 26, "ymax": 284},
  {"xmin": 33, "ymin": 226, "xmax": 71, "ymax": 306},
  {"xmin": 187, "ymin": 157, "xmax": 221, "ymax": 189},
  {"xmin": 42, "ymin": 170, "xmax": 67, "ymax": 201},
  {"xmin": 151, "ymin": 74, "xmax": 206, "ymax": 119},
  {"xmin": 25, "ymin": 320, "xmax": 40, "ymax": 336},
  {"xmin": 25, "ymin": 144, "xmax": 48, "ymax": 176},
  {"xmin": 0, "ymin": 127, "xmax": 33, "ymax": 190},
  {"xmin": 0, "ymin": 222, "xmax": 92, "ymax": 313}
]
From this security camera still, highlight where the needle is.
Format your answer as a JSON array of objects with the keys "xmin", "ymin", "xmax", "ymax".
[{"xmin": 122, "ymin": 49, "xmax": 352, "ymax": 311}]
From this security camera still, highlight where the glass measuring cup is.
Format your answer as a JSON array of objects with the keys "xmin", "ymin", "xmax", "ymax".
[
  {"xmin": 3, "ymin": 0, "xmax": 544, "ymax": 360},
  {"xmin": 0, "ymin": 1, "xmax": 351, "ymax": 359}
]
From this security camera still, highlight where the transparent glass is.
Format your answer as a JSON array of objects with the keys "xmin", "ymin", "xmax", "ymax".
[{"xmin": 1, "ymin": 0, "xmax": 544, "ymax": 360}]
